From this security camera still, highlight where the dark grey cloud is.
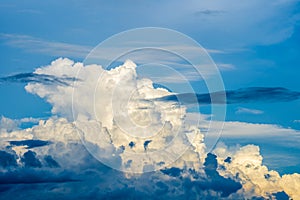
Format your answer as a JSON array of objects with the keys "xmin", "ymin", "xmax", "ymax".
[
  {"xmin": 195, "ymin": 9, "xmax": 225, "ymax": 16},
  {"xmin": 0, "ymin": 149, "xmax": 76, "ymax": 186},
  {"xmin": 155, "ymin": 87, "xmax": 300, "ymax": 105},
  {"xmin": 9, "ymin": 139, "xmax": 51, "ymax": 149},
  {"xmin": 21, "ymin": 150, "xmax": 42, "ymax": 168},
  {"xmin": 44, "ymin": 155, "xmax": 60, "ymax": 168},
  {"xmin": 250, "ymin": 191, "xmax": 289, "ymax": 200},
  {"xmin": 0, "ymin": 150, "xmax": 17, "ymax": 168},
  {"xmin": 0, "ymin": 169, "xmax": 77, "ymax": 184},
  {"xmin": 202, "ymin": 153, "xmax": 242, "ymax": 197},
  {"xmin": 0, "ymin": 144, "xmax": 245, "ymax": 199},
  {"xmin": 156, "ymin": 153, "xmax": 242, "ymax": 198},
  {"xmin": 160, "ymin": 167, "xmax": 181, "ymax": 177},
  {"xmin": 0, "ymin": 72, "xmax": 78, "ymax": 86}
]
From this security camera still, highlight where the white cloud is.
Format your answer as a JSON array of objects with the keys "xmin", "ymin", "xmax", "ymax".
[
  {"xmin": 1, "ymin": 58, "xmax": 300, "ymax": 199},
  {"xmin": 24, "ymin": 58, "xmax": 205, "ymax": 172},
  {"xmin": 236, "ymin": 107, "xmax": 264, "ymax": 115},
  {"xmin": 0, "ymin": 116, "xmax": 40, "ymax": 133},
  {"xmin": 201, "ymin": 120, "xmax": 300, "ymax": 138},
  {"xmin": 281, "ymin": 174, "xmax": 300, "ymax": 199},
  {"xmin": 215, "ymin": 144, "xmax": 300, "ymax": 199},
  {"xmin": 217, "ymin": 63, "xmax": 235, "ymax": 70},
  {"xmin": 0, "ymin": 116, "xmax": 18, "ymax": 132},
  {"xmin": 18, "ymin": 117, "xmax": 41, "ymax": 123}
]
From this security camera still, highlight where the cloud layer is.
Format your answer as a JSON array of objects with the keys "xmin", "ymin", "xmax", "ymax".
[{"xmin": 0, "ymin": 58, "xmax": 300, "ymax": 199}]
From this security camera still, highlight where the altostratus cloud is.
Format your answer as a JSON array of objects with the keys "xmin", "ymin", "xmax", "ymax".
[
  {"xmin": 0, "ymin": 72, "xmax": 78, "ymax": 86},
  {"xmin": 156, "ymin": 87, "xmax": 300, "ymax": 105}
]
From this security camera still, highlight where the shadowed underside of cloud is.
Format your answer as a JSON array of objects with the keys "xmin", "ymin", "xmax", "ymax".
[
  {"xmin": 0, "ymin": 140, "xmax": 243, "ymax": 199},
  {"xmin": 0, "ymin": 169, "xmax": 78, "ymax": 184},
  {"xmin": 0, "ymin": 145, "xmax": 242, "ymax": 199},
  {"xmin": 155, "ymin": 87, "xmax": 300, "ymax": 105},
  {"xmin": 0, "ymin": 72, "xmax": 78, "ymax": 86}
]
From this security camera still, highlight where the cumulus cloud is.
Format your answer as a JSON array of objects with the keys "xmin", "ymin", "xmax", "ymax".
[
  {"xmin": 0, "ymin": 117, "xmax": 234, "ymax": 199},
  {"xmin": 214, "ymin": 144, "xmax": 300, "ymax": 199},
  {"xmin": 0, "ymin": 58, "xmax": 300, "ymax": 199},
  {"xmin": 0, "ymin": 116, "xmax": 18, "ymax": 132},
  {"xmin": 0, "ymin": 116, "xmax": 43, "ymax": 133},
  {"xmin": 23, "ymin": 58, "xmax": 205, "ymax": 172}
]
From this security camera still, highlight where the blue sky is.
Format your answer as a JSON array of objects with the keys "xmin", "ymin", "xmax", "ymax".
[
  {"xmin": 1, "ymin": 0, "xmax": 299, "ymax": 129},
  {"xmin": 1, "ymin": 1, "xmax": 300, "ymax": 199}
]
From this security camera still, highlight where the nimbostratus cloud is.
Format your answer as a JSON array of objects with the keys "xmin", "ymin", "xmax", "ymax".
[{"xmin": 0, "ymin": 58, "xmax": 299, "ymax": 199}]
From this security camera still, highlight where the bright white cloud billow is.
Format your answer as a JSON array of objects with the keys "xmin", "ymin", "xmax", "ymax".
[
  {"xmin": 25, "ymin": 58, "xmax": 205, "ymax": 172},
  {"xmin": 0, "ymin": 58, "xmax": 299, "ymax": 199}
]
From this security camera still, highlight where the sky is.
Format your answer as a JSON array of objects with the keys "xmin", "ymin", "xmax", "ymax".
[{"xmin": 1, "ymin": 0, "xmax": 300, "ymax": 199}]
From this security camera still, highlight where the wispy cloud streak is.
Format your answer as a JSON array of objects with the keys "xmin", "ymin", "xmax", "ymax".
[
  {"xmin": 0, "ymin": 34, "xmax": 91, "ymax": 58},
  {"xmin": 236, "ymin": 107, "xmax": 264, "ymax": 115},
  {"xmin": 0, "ymin": 72, "xmax": 78, "ymax": 86},
  {"xmin": 155, "ymin": 87, "xmax": 300, "ymax": 105}
]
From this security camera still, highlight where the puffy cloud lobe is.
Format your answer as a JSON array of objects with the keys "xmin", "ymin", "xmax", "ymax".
[
  {"xmin": 280, "ymin": 174, "xmax": 300, "ymax": 200},
  {"xmin": 0, "ymin": 58, "xmax": 300, "ymax": 199},
  {"xmin": 0, "ymin": 116, "xmax": 41, "ymax": 133},
  {"xmin": 215, "ymin": 145, "xmax": 300, "ymax": 199},
  {"xmin": 0, "ymin": 116, "xmax": 19, "ymax": 132}
]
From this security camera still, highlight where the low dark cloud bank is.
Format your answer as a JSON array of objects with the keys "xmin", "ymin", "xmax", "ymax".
[{"xmin": 0, "ymin": 143, "xmax": 247, "ymax": 200}]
